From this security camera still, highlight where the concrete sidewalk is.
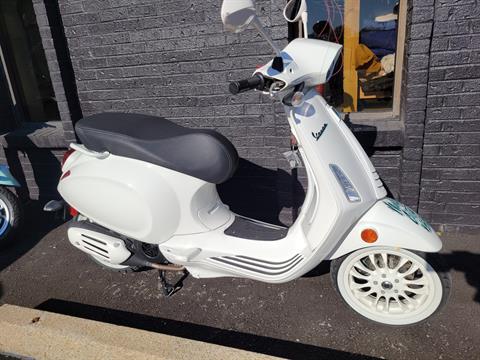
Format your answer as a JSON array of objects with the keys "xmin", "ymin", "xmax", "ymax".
[{"xmin": 0, "ymin": 304, "xmax": 277, "ymax": 360}]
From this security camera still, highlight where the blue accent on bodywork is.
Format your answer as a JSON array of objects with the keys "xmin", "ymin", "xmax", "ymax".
[
  {"xmin": 266, "ymin": 52, "xmax": 293, "ymax": 77},
  {"xmin": 0, "ymin": 165, "xmax": 20, "ymax": 187},
  {"xmin": 384, "ymin": 199, "xmax": 433, "ymax": 232}
]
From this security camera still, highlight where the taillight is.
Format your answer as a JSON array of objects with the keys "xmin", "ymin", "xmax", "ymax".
[
  {"xmin": 60, "ymin": 170, "xmax": 71, "ymax": 180},
  {"xmin": 69, "ymin": 206, "xmax": 79, "ymax": 217},
  {"xmin": 61, "ymin": 148, "xmax": 75, "ymax": 167}
]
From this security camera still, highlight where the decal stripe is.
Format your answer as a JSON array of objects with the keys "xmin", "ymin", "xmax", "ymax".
[
  {"xmin": 236, "ymin": 254, "xmax": 300, "ymax": 265},
  {"xmin": 211, "ymin": 256, "xmax": 303, "ymax": 275},
  {"xmin": 222, "ymin": 255, "xmax": 301, "ymax": 270}
]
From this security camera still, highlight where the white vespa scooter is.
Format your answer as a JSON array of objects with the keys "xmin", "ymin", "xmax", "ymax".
[{"xmin": 52, "ymin": 0, "xmax": 450, "ymax": 325}]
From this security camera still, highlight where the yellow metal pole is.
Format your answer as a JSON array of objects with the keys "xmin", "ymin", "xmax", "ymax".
[{"xmin": 342, "ymin": 0, "xmax": 360, "ymax": 112}]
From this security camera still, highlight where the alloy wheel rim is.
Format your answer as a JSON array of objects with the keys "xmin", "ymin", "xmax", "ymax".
[
  {"xmin": 0, "ymin": 198, "xmax": 11, "ymax": 236},
  {"xmin": 338, "ymin": 247, "xmax": 442, "ymax": 325}
]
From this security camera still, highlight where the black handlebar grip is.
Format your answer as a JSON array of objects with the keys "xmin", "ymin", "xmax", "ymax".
[{"xmin": 229, "ymin": 74, "xmax": 264, "ymax": 95}]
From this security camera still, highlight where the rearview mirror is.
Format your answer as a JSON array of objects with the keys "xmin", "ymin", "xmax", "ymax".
[
  {"xmin": 221, "ymin": 0, "xmax": 257, "ymax": 33},
  {"xmin": 221, "ymin": 0, "xmax": 281, "ymax": 54},
  {"xmin": 284, "ymin": 0, "xmax": 306, "ymax": 23}
]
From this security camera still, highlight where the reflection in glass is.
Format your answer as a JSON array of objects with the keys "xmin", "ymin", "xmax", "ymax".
[{"xmin": 304, "ymin": 0, "xmax": 399, "ymax": 113}]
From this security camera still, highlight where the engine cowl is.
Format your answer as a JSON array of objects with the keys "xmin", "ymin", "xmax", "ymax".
[{"xmin": 67, "ymin": 220, "xmax": 131, "ymax": 265}]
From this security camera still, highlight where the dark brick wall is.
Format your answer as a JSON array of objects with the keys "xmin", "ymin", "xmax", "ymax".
[
  {"xmin": 0, "ymin": 68, "xmax": 15, "ymax": 134},
  {"xmin": 0, "ymin": 0, "xmax": 70, "ymax": 202},
  {"xmin": 0, "ymin": 146, "xmax": 62, "ymax": 201},
  {"xmin": 418, "ymin": 0, "xmax": 480, "ymax": 233},
  {"xmin": 7, "ymin": 149, "xmax": 62, "ymax": 200},
  {"xmin": 397, "ymin": 0, "xmax": 434, "ymax": 210},
  {"xmin": 59, "ymin": 0, "xmax": 287, "ymax": 168},
  {"xmin": 33, "ymin": 0, "xmax": 81, "ymax": 141}
]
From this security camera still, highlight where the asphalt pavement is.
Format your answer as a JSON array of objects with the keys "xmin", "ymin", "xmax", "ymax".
[{"xmin": 0, "ymin": 202, "xmax": 479, "ymax": 359}]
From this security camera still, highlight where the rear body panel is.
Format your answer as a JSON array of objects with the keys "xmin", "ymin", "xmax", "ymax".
[{"xmin": 58, "ymin": 151, "xmax": 231, "ymax": 244}]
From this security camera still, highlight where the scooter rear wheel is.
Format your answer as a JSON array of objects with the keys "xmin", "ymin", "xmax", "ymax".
[{"xmin": 330, "ymin": 247, "xmax": 450, "ymax": 326}]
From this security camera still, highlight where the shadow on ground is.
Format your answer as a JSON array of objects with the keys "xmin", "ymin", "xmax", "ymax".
[
  {"xmin": 427, "ymin": 251, "xmax": 480, "ymax": 303},
  {"xmin": 36, "ymin": 299, "xmax": 378, "ymax": 360},
  {"xmin": 0, "ymin": 200, "xmax": 61, "ymax": 273}
]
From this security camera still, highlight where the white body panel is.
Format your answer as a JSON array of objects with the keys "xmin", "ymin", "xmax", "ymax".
[
  {"xmin": 68, "ymin": 226, "xmax": 131, "ymax": 264},
  {"xmin": 257, "ymin": 38, "xmax": 342, "ymax": 88},
  {"xmin": 59, "ymin": 149, "xmax": 231, "ymax": 244},
  {"xmin": 328, "ymin": 198, "xmax": 442, "ymax": 259}
]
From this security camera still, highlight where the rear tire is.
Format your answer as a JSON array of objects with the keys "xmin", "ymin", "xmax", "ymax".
[
  {"xmin": 0, "ymin": 187, "xmax": 23, "ymax": 249},
  {"xmin": 330, "ymin": 247, "xmax": 451, "ymax": 326}
]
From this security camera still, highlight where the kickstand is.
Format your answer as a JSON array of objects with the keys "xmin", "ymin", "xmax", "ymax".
[{"xmin": 158, "ymin": 269, "xmax": 189, "ymax": 297}]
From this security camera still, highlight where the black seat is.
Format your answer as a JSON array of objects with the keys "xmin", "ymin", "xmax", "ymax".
[{"xmin": 75, "ymin": 113, "xmax": 239, "ymax": 184}]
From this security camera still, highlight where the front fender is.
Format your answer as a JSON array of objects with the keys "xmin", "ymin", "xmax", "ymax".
[
  {"xmin": 328, "ymin": 199, "xmax": 442, "ymax": 259},
  {"xmin": 0, "ymin": 165, "xmax": 20, "ymax": 187}
]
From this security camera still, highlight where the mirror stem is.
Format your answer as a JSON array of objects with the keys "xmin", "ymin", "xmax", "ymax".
[
  {"xmin": 252, "ymin": 17, "xmax": 281, "ymax": 55},
  {"xmin": 301, "ymin": 11, "xmax": 308, "ymax": 38}
]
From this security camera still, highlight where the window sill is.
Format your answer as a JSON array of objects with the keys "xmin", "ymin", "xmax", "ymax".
[
  {"xmin": 344, "ymin": 112, "xmax": 403, "ymax": 148},
  {"xmin": 0, "ymin": 122, "xmax": 68, "ymax": 149}
]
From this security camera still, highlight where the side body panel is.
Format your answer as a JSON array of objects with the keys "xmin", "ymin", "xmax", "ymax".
[
  {"xmin": 288, "ymin": 89, "xmax": 385, "ymax": 257},
  {"xmin": 328, "ymin": 198, "xmax": 442, "ymax": 259},
  {"xmin": 58, "ymin": 151, "xmax": 231, "ymax": 244}
]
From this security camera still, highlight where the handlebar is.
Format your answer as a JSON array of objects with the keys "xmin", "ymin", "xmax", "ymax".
[{"xmin": 229, "ymin": 74, "xmax": 264, "ymax": 95}]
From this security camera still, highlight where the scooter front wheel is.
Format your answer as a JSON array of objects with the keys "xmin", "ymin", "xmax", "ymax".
[{"xmin": 330, "ymin": 247, "xmax": 450, "ymax": 326}]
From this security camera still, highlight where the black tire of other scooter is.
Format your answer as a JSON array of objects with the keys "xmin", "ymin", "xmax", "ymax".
[
  {"xmin": 329, "ymin": 249, "xmax": 452, "ymax": 327},
  {"xmin": 0, "ymin": 187, "xmax": 23, "ymax": 250}
]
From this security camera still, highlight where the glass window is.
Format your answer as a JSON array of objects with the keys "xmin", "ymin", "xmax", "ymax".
[
  {"xmin": 0, "ymin": 0, "xmax": 60, "ymax": 122},
  {"xmin": 291, "ymin": 0, "xmax": 404, "ymax": 115}
]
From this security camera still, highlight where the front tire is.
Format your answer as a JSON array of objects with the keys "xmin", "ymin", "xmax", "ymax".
[
  {"xmin": 330, "ymin": 247, "xmax": 450, "ymax": 326},
  {"xmin": 0, "ymin": 187, "xmax": 23, "ymax": 249}
]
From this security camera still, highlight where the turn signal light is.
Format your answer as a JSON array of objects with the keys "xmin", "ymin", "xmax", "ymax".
[{"xmin": 361, "ymin": 229, "xmax": 378, "ymax": 243}]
